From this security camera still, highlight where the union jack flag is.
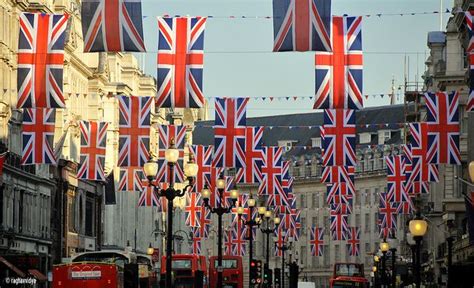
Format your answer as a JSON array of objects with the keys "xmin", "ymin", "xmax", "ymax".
[
  {"xmin": 156, "ymin": 125, "xmax": 186, "ymax": 184},
  {"xmin": 189, "ymin": 145, "xmax": 212, "ymax": 193},
  {"xmin": 185, "ymin": 192, "xmax": 201, "ymax": 227},
  {"xmin": 281, "ymin": 160, "xmax": 294, "ymax": 193},
  {"xmin": 156, "ymin": 17, "xmax": 206, "ymax": 108},
  {"xmin": 385, "ymin": 155, "xmax": 409, "ymax": 203},
  {"xmin": 213, "ymin": 97, "xmax": 249, "ymax": 168},
  {"xmin": 330, "ymin": 210, "xmax": 348, "ymax": 240},
  {"xmin": 217, "ymin": 176, "xmax": 235, "ymax": 207},
  {"xmin": 118, "ymin": 167, "xmax": 143, "ymax": 192},
  {"xmin": 310, "ymin": 227, "xmax": 324, "ymax": 256},
  {"xmin": 467, "ymin": 89, "xmax": 474, "ymax": 112},
  {"xmin": 274, "ymin": 229, "xmax": 286, "ymax": 256},
  {"xmin": 408, "ymin": 123, "xmax": 439, "ymax": 182},
  {"xmin": 235, "ymin": 127, "xmax": 264, "ymax": 184},
  {"xmin": 326, "ymin": 182, "xmax": 355, "ymax": 205},
  {"xmin": 21, "ymin": 108, "xmax": 56, "ymax": 165},
  {"xmin": 379, "ymin": 193, "xmax": 398, "ymax": 228},
  {"xmin": 206, "ymin": 166, "xmax": 224, "ymax": 207},
  {"xmin": 78, "ymin": 121, "xmax": 108, "ymax": 181},
  {"xmin": 231, "ymin": 217, "xmax": 247, "ymax": 256},
  {"xmin": 465, "ymin": 11, "xmax": 474, "ymax": 53},
  {"xmin": 258, "ymin": 146, "xmax": 284, "ymax": 196},
  {"xmin": 379, "ymin": 227, "xmax": 395, "ymax": 239},
  {"xmin": 224, "ymin": 229, "xmax": 233, "ymax": 255},
  {"xmin": 397, "ymin": 198, "xmax": 415, "ymax": 215},
  {"xmin": 403, "ymin": 145, "xmax": 431, "ymax": 195},
  {"xmin": 321, "ymin": 166, "xmax": 355, "ymax": 183},
  {"xmin": 272, "ymin": 0, "xmax": 331, "ymax": 52},
  {"xmin": 424, "ymin": 91, "xmax": 461, "ymax": 164},
  {"xmin": 118, "ymin": 95, "xmax": 152, "ymax": 167},
  {"xmin": 191, "ymin": 227, "xmax": 202, "ymax": 254},
  {"xmin": 17, "ymin": 13, "xmax": 69, "ymax": 109},
  {"xmin": 330, "ymin": 202, "xmax": 353, "ymax": 215},
  {"xmin": 195, "ymin": 205, "xmax": 211, "ymax": 238},
  {"xmin": 81, "ymin": 0, "xmax": 146, "ymax": 52},
  {"xmin": 156, "ymin": 184, "xmax": 169, "ymax": 212},
  {"xmin": 313, "ymin": 16, "xmax": 363, "ymax": 110},
  {"xmin": 322, "ymin": 109, "xmax": 357, "ymax": 167},
  {"xmin": 289, "ymin": 207, "xmax": 301, "ymax": 241},
  {"xmin": 138, "ymin": 185, "xmax": 159, "ymax": 207},
  {"xmin": 346, "ymin": 227, "xmax": 360, "ymax": 257}
]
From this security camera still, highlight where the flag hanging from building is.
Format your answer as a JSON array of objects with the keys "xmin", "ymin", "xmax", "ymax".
[
  {"xmin": 346, "ymin": 227, "xmax": 360, "ymax": 257},
  {"xmin": 17, "ymin": 13, "xmax": 69, "ymax": 109},
  {"xmin": 321, "ymin": 166, "xmax": 355, "ymax": 183},
  {"xmin": 385, "ymin": 155, "xmax": 409, "ymax": 203},
  {"xmin": 156, "ymin": 17, "xmax": 206, "ymax": 108},
  {"xmin": 235, "ymin": 127, "xmax": 264, "ymax": 184},
  {"xmin": 313, "ymin": 16, "xmax": 363, "ymax": 110},
  {"xmin": 322, "ymin": 109, "xmax": 357, "ymax": 167},
  {"xmin": 78, "ymin": 121, "xmax": 108, "ymax": 181},
  {"xmin": 330, "ymin": 202, "xmax": 353, "ymax": 215},
  {"xmin": 258, "ymin": 146, "xmax": 284, "ymax": 196},
  {"xmin": 21, "ymin": 108, "xmax": 56, "ymax": 165},
  {"xmin": 196, "ymin": 205, "xmax": 211, "ymax": 238},
  {"xmin": 104, "ymin": 171, "xmax": 117, "ymax": 205},
  {"xmin": 224, "ymin": 229, "xmax": 233, "ymax": 255},
  {"xmin": 207, "ymin": 166, "xmax": 224, "ymax": 207},
  {"xmin": 189, "ymin": 145, "xmax": 213, "ymax": 193},
  {"xmin": 326, "ymin": 182, "xmax": 355, "ymax": 205},
  {"xmin": 310, "ymin": 227, "xmax": 324, "ymax": 256},
  {"xmin": 81, "ymin": 0, "xmax": 146, "ymax": 52},
  {"xmin": 185, "ymin": 192, "xmax": 202, "ymax": 227},
  {"xmin": 424, "ymin": 91, "xmax": 461, "ymax": 164},
  {"xmin": 231, "ymin": 215, "xmax": 247, "ymax": 256},
  {"xmin": 397, "ymin": 197, "xmax": 415, "ymax": 215},
  {"xmin": 118, "ymin": 95, "xmax": 152, "ymax": 167},
  {"xmin": 408, "ymin": 123, "xmax": 440, "ymax": 183},
  {"xmin": 191, "ymin": 227, "xmax": 202, "ymax": 254},
  {"xmin": 465, "ymin": 11, "xmax": 474, "ymax": 53},
  {"xmin": 274, "ymin": 229, "xmax": 286, "ymax": 256},
  {"xmin": 379, "ymin": 193, "xmax": 398, "ymax": 229},
  {"xmin": 156, "ymin": 125, "xmax": 186, "ymax": 184},
  {"xmin": 138, "ymin": 185, "xmax": 159, "ymax": 207},
  {"xmin": 272, "ymin": 0, "xmax": 331, "ymax": 52},
  {"xmin": 467, "ymin": 89, "xmax": 474, "ymax": 112},
  {"xmin": 118, "ymin": 167, "xmax": 144, "ymax": 192},
  {"xmin": 330, "ymin": 210, "xmax": 348, "ymax": 241},
  {"xmin": 213, "ymin": 97, "xmax": 249, "ymax": 168},
  {"xmin": 281, "ymin": 160, "xmax": 294, "ymax": 193}
]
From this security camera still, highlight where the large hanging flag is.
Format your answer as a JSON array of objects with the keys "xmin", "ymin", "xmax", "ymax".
[
  {"xmin": 314, "ymin": 16, "xmax": 363, "ymax": 110},
  {"xmin": 118, "ymin": 95, "xmax": 152, "ymax": 167},
  {"xmin": 322, "ymin": 109, "xmax": 356, "ymax": 167},
  {"xmin": 274, "ymin": 229, "xmax": 286, "ymax": 257},
  {"xmin": 403, "ymin": 144, "xmax": 430, "ymax": 195},
  {"xmin": 118, "ymin": 167, "xmax": 144, "ymax": 192},
  {"xmin": 213, "ymin": 97, "xmax": 249, "ymax": 168},
  {"xmin": 138, "ymin": 185, "xmax": 159, "ymax": 207},
  {"xmin": 330, "ymin": 202, "xmax": 353, "ymax": 215},
  {"xmin": 330, "ymin": 210, "xmax": 348, "ymax": 241},
  {"xmin": 156, "ymin": 125, "xmax": 186, "ymax": 184},
  {"xmin": 467, "ymin": 89, "xmax": 474, "ymax": 112},
  {"xmin": 321, "ymin": 166, "xmax": 355, "ymax": 183},
  {"xmin": 397, "ymin": 197, "xmax": 415, "ymax": 215},
  {"xmin": 408, "ymin": 123, "xmax": 439, "ymax": 184},
  {"xmin": 326, "ymin": 182, "xmax": 354, "ymax": 205},
  {"xmin": 385, "ymin": 155, "xmax": 409, "ymax": 203},
  {"xmin": 191, "ymin": 227, "xmax": 202, "ymax": 254},
  {"xmin": 17, "ymin": 13, "xmax": 69, "ymax": 109},
  {"xmin": 156, "ymin": 17, "xmax": 206, "ymax": 108},
  {"xmin": 310, "ymin": 227, "xmax": 324, "ymax": 256},
  {"xmin": 231, "ymin": 216, "xmax": 247, "ymax": 256},
  {"xmin": 424, "ymin": 91, "xmax": 460, "ymax": 164},
  {"xmin": 379, "ymin": 193, "xmax": 398, "ymax": 229},
  {"xmin": 196, "ymin": 205, "xmax": 211, "ymax": 238},
  {"xmin": 189, "ymin": 145, "xmax": 213, "ymax": 193},
  {"xmin": 272, "ymin": 0, "xmax": 331, "ymax": 52},
  {"xmin": 207, "ymin": 166, "xmax": 224, "ymax": 207},
  {"xmin": 224, "ymin": 229, "xmax": 233, "ymax": 255},
  {"xmin": 465, "ymin": 11, "xmax": 474, "ymax": 53},
  {"xmin": 346, "ymin": 227, "xmax": 360, "ymax": 257},
  {"xmin": 21, "ymin": 108, "xmax": 56, "ymax": 165},
  {"xmin": 258, "ymin": 146, "xmax": 284, "ymax": 195},
  {"xmin": 78, "ymin": 121, "xmax": 108, "ymax": 181},
  {"xmin": 81, "ymin": 0, "xmax": 146, "ymax": 52},
  {"xmin": 185, "ymin": 192, "xmax": 202, "ymax": 227},
  {"xmin": 235, "ymin": 127, "xmax": 264, "ymax": 184},
  {"xmin": 281, "ymin": 160, "xmax": 294, "ymax": 193}
]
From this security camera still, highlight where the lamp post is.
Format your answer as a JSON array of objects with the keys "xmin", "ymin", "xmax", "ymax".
[
  {"xmin": 409, "ymin": 215, "xmax": 428, "ymax": 288},
  {"xmin": 380, "ymin": 240, "xmax": 390, "ymax": 287},
  {"xmin": 374, "ymin": 255, "xmax": 380, "ymax": 288},
  {"xmin": 275, "ymin": 232, "xmax": 292, "ymax": 288},
  {"xmin": 143, "ymin": 143, "xmax": 198, "ymax": 288},
  {"xmin": 236, "ymin": 194, "xmax": 262, "ymax": 287},
  {"xmin": 388, "ymin": 238, "xmax": 398, "ymax": 288},
  {"xmin": 260, "ymin": 210, "xmax": 280, "ymax": 268},
  {"xmin": 372, "ymin": 265, "xmax": 378, "ymax": 288},
  {"xmin": 201, "ymin": 177, "xmax": 238, "ymax": 288}
]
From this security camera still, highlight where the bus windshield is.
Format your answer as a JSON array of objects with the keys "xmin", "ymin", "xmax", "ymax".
[
  {"xmin": 332, "ymin": 281, "xmax": 365, "ymax": 288},
  {"xmin": 214, "ymin": 259, "xmax": 238, "ymax": 269},
  {"xmin": 72, "ymin": 253, "xmax": 128, "ymax": 268},
  {"xmin": 335, "ymin": 264, "xmax": 363, "ymax": 277},
  {"xmin": 172, "ymin": 260, "xmax": 192, "ymax": 269}
]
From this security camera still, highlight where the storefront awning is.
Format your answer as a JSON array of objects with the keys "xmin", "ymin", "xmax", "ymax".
[
  {"xmin": 0, "ymin": 256, "xmax": 26, "ymax": 277},
  {"xmin": 28, "ymin": 269, "xmax": 48, "ymax": 282}
]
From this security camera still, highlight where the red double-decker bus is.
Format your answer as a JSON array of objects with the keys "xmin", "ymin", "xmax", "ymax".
[
  {"xmin": 329, "ymin": 263, "xmax": 369, "ymax": 288},
  {"xmin": 209, "ymin": 256, "xmax": 243, "ymax": 288},
  {"xmin": 160, "ymin": 254, "xmax": 208, "ymax": 287}
]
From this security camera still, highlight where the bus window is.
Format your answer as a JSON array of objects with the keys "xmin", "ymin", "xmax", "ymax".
[
  {"xmin": 172, "ymin": 260, "xmax": 192, "ymax": 269},
  {"xmin": 214, "ymin": 260, "xmax": 238, "ymax": 269}
]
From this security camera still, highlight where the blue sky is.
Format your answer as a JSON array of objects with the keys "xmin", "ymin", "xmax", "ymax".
[{"xmin": 137, "ymin": 0, "xmax": 450, "ymax": 117}]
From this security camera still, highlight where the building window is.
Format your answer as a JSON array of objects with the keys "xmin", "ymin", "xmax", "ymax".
[
  {"xmin": 355, "ymin": 214, "xmax": 361, "ymax": 227},
  {"xmin": 300, "ymin": 194, "xmax": 306, "ymax": 207},
  {"xmin": 324, "ymin": 245, "xmax": 330, "ymax": 266},
  {"xmin": 365, "ymin": 243, "xmax": 370, "ymax": 253},
  {"xmin": 301, "ymin": 217, "xmax": 306, "ymax": 234},
  {"xmin": 18, "ymin": 190, "xmax": 24, "ymax": 233},
  {"xmin": 312, "ymin": 137, "xmax": 322, "ymax": 148},
  {"xmin": 312, "ymin": 193, "xmax": 318, "ymax": 208},
  {"xmin": 68, "ymin": 192, "xmax": 76, "ymax": 233},
  {"xmin": 335, "ymin": 245, "xmax": 340, "ymax": 262},
  {"xmin": 364, "ymin": 213, "xmax": 369, "ymax": 232},
  {"xmin": 85, "ymin": 199, "xmax": 94, "ymax": 236},
  {"xmin": 374, "ymin": 188, "xmax": 379, "ymax": 205},
  {"xmin": 312, "ymin": 217, "xmax": 317, "ymax": 226},
  {"xmin": 312, "ymin": 256, "xmax": 318, "ymax": 267}
]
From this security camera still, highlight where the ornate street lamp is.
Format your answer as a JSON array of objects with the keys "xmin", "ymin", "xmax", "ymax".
[
  {"xmin": 469, "ymin": 161, "xmax": 474, "ymax": 183},
  {"xmin": 202, "ymin": 176, "xmax": 238, "ymax": 287},
  {"xmin": 260, "ymin": 209, "xmax": 280, "ymax": 269},
  {"xmin": 274, "ymin": 232, "xmax": 293, "ymax": 288},
  {"xmin": 380, "ymin": 240, "xmax": 390, "ymax": 287},
  {"xmin": 373, "ymin": 254, "xmax": 380, "ymax": 288},
  {"xmin": 388, "ymin": 238, "xmax": 398, "ymax": 288},
  {"xmin": 147, "ymin": 243, "xmax": 154, "ymax": 256},
  {"xmin": 409, "ymin": 216, "xmax": 428, "ymax": 288},
  {"xmin": 143, "ymin": 142, "xmax": 198, "ymax": 288}
]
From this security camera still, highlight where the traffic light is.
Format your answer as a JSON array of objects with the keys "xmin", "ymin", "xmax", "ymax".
[
  {"xmin": 250, "ymin": 259, "xmax": 263, "ymax": 287},
  {"xmin": 263, "ymin": 264, "xmax": 273, "ymax": 286},
  {"xmin": 289, "ymin": 262, "xmax": 299, "ymax": 288},
  {"xmin": 274, "ymin": 268, "xmax": 281, "ymax": 288}
]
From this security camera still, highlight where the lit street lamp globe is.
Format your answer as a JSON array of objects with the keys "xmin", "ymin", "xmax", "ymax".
[{"xmin": 409, "ymin": 219, "xmax": 428, "ymax": 237}]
